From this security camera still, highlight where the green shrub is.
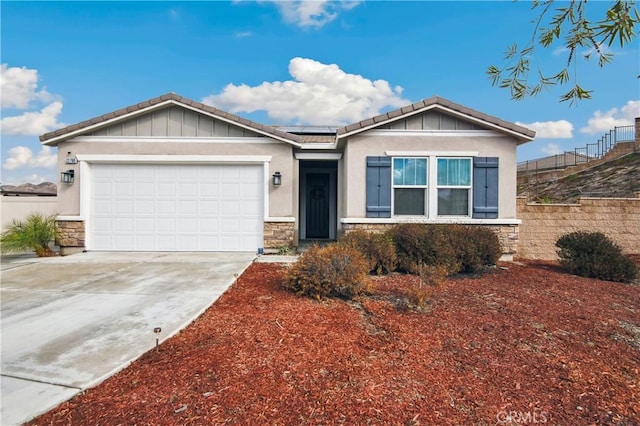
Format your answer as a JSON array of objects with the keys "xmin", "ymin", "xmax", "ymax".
[
  {"xmin": 339, "ymin": 230, "xmax": 397, "ymax": 275},
  {"xmin": 555, "ymin": 231, "xmax": 638, "ymax": 283},
  {"xmin": 1, "ymin": 213, "xmax": 58, "ymax": 257},
  {"xmin": 389, "ymin": 224, "xmax": 502, "ymax": 275},
  {"xmin": 283, "ymin": 244, "xmax": 370, "ymax": 299},
  {"xmin": 447, "ymin": 226, "xmax": 502, "ymax": 273}
]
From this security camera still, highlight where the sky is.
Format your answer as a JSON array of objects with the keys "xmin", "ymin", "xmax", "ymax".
[{"xmin": 1, "ymin": 0, "xmax": 639, "ymax": 185}]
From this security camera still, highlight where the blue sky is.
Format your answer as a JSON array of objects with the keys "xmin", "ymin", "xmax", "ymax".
[{"xmin": 1, "ymin": 1, "xmax": 638, "ymax": 185}]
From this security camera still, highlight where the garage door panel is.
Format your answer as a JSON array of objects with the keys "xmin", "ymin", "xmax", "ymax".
[
  {"xmin": 200, "ymin": 200, "xmax": 219, "ymax": 214},
  {"xmin": 136, "ymin": 200, "xmax": 154, "ymax": 214},
  {"xmin": 114, "ymin": 234, "xmax": 135, "ymax": 247},
  {"xmin": 157, "ymin": 200, "xmax": 176, "ymax": 214},
  {"xmin": 157, "ymin": 235, "xmax": 176, "ymax": 250},
  {"xmin": 94, "ymin": 217, "xmax": 113, "ymax": 232},
  {"xmin": 115, "ymin": 182, "xmax": 134, "ymax": 196},
  {"xmin": 178, "ymin": 218, "xmax": 198, "ymax": 233},
  {"xmin": 199, "ymin": 183, "xmax": 219, "ymax": 197},
  {"xmin": 199, "ymin": 218, "xmax": 218, "ymax": 231},
  {"xmin": 157, "ymin": 217, "xmax": 176, "ymax": 231},
  {"xmin": 91, "ymin": 164, "xmax": 263, "ymax": 251},
  {"xmin": 115, "ymin": 218, "xmax": 134, "ymax": 232},
  {"xmin": 157, "ymin": 182, "xmax": 176, "ymax": 196},
  {"xmin": 135, "ymin": 218, "xmax": 154, "ymax": 232},
  {"xmin": 137, "ymin": 182, "xmax": 155, "ymax": 195},
  {"xmin": 115, "ymin": 200, "xmax": 134, "ymax": 214},
  {"xmin": 135, "ymin": 235, "xmax": 154, "ymax": 250}
]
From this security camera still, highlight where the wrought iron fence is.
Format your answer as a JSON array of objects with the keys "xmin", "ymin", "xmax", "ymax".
[{"xmin": 518, "ymin": 124, "xmax": 635, "ymax": 173}]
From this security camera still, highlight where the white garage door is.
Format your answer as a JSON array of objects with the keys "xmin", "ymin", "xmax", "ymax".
[{"xmin": 90, "ymin": 163, "xmax": 263, "ymax": 251}]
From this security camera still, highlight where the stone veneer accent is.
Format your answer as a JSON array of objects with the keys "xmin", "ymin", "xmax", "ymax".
[
  {"xmin": 263, "ymin": 221, "xmax": 295, "ymax": 249},
  {"xmin": 56, "ymin": 220, "xmax": 85, "ymax": 255},
  {"xmin": 341, "ymin": 223, "xmax": 520, "ymax": 260},
  {"xmin": 517, "ymin": 194, "xmax": 640, "ymax": 260}
]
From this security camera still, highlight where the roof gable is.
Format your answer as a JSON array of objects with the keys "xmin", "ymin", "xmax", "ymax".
[
  {"xmin": 336, "ymin": 96, "xmax": 536, "ymax": 143},
  {"xmin": 89, "ymin": 105, "xmax": 262, "ymax": 138},
  {"xmin": 379, "ymin": 109, "xmax": 486, "ymax": 131},
  {"xmin": 40, "ymin": 93, "xmax": 302, "ymax": 146}
]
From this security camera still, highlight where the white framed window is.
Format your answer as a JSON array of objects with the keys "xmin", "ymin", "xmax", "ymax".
[
  {"xmin": 392, "ymin": 157, "xmax": 427, "ymax": 215},
  {"xmin": 437, "ymin": 157, "xmax": 472, "ymax": 216}
]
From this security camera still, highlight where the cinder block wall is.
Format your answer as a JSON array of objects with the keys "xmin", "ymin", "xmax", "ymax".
[{"xmin": 517, "ymin": 194, "xmax": 640, "ymax": 260}]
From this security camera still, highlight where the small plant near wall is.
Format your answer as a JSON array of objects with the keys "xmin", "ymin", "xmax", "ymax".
[
  {"xmin": 405, "ymin": 263, "xmax": 449, "ymax": 310},
  {"xmin": 555, "ymin": 231, "xmax": 638, "ymax": 283},
  {"xmin": 276, "ymin": 245, "xmax": 293, "ymax": 255},
  {"xmin": 1, "ymin": 213, "xmax": 59, "ymax": 257}
]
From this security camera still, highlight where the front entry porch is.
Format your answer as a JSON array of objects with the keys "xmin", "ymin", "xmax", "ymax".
[{"xmin": 298, "ymin": 160, "xmax": 338, "ymax": 242}]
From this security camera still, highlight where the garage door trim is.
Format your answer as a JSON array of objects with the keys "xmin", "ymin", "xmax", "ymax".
[{"xmin": 77, "ymin": 155, "xmax": 271, "ymax": 251}]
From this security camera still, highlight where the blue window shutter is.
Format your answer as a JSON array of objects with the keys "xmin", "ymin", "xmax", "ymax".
[
  {"xmin": 473, "ymin": 157, "xmax": 499, "ymax": 219},
  {"xmin": 366, "ymin": 156, "xmax": 391, "ymax": 218}
]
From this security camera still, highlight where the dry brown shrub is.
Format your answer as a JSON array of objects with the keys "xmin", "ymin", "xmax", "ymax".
[{"xmin": 283, "ymin": 244, "xmax": 370, "ymax": 299}]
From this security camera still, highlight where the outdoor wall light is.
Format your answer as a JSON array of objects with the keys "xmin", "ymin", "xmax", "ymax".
[
  {"xmin": 60, "ymin": 170, "xmax": 75, "ymax": 184},
  {"xmin": 272, "ymin": 171, "xmax": 282, "ymax": 186}
]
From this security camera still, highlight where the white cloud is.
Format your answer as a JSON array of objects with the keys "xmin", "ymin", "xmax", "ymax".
[
  {"xmin": 203, "ymin": 57, "xmax": 408, "ymax": 125},
  {"xmin": 0, "ymin": 64, "xmax": 53, "ymax": 109},
  {"xmin": 1, "ymin": 101, "xmax": 66, "ymax": 136},
  {"xmin": 541, "ymin": 143, "xmax": 563, "ymax": 155},
  {"xmin": 516, "ymin": 120, "xmax": 574, "ymax": 138},
  {"xmin": 267, "ymin": 0, "xmax": 360, "ymax": 29},
  {"xmin": 580, "ymin": 100, "xmax": 640, "ymax": 134},
  {"xmin": 552, "ymin": 46, "xmax": 569, "ymax": 56},
  {"xmin": 234, "ymin": 31, "xmax": 253, "ymax": 38},
  {"xmin": 3, "ymin": 145, "xmax": 57, "ymax": 170}
]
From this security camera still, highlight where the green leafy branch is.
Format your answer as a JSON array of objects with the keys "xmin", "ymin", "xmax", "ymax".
[{"xmin": 487, "ymin": 0, "xmax": 639, "ymax": 104}]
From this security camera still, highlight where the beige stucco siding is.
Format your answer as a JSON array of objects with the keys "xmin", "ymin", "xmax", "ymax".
[
  {"xmin": 56, "ymin": 138, "xmax": 294, "ymax": 218},
  {"xmin": 342, "ymin": 133, "xmax": 519, "ymax": 219}
]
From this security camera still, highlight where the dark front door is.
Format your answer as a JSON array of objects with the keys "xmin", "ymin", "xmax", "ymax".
[{"xmin": 305, "ymin": 173, "xmax": 330, "ymax": 238}]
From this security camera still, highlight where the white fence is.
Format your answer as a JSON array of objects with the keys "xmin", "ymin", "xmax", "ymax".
[{"xmin": 1, "ymin": 197, "xmax": 58, "ymax": 232}]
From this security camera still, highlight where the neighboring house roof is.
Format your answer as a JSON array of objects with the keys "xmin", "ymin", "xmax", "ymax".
[
  {"xmin": 40, "ymin": 93, "xmax": 303, "ymax": 146},
  {"xmin": 336, "ymin": 96, "xmax": 536, "ymax": 144},
  {"xmin": 1, "ymin": 182, "xmax": 57, "ymax": 196}
]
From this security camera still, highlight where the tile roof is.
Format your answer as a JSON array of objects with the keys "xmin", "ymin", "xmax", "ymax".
[
  {"xmin": 336, "ymin": 96, "xmax": 536, "ymax": 140},
  {"xmin": 39, "ymin": 93, "xmax": 535, "ymax": 146},
  {"xmin": 40, "ymin": 93, "xmax": 303, "ymax": 145}
]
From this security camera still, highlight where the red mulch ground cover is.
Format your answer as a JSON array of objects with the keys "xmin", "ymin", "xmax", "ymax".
[{"xmin": 30, "ymin": 262, "xmax": 639, "ymax": 425}]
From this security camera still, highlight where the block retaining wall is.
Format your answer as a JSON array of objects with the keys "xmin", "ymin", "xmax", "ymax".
[{"xmin": 516, "ymin": 194, "xmax": 640, "ymax": 260}]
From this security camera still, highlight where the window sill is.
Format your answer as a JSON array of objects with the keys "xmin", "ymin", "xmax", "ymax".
[{"xmin": 341, "ymin": 217, "xmax": 521, "ymax": 225}]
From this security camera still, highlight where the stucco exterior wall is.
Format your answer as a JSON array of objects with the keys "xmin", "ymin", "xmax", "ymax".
[
  {"xmin": 56, "ymin": 138, "xmax": 295, "ymax": 218},
  {"xmin": 342, "ymin": 132, "xmax": 519, "ymax": 219},
  {"xmin": 1, "ymin": 197, "xmax": 58, "ymax": 232},
  {"xmin": 516, "ymin": 195, "xmax": 640, "ymax": 260}
]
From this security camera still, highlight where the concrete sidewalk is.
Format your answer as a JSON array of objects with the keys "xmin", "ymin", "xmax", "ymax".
[{"xmin": 1, "ymin": 252, "xmax": 255, "ymax": 425}]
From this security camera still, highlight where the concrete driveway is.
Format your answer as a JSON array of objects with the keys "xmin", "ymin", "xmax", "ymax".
[{"xmin": 0, "ymin": 251, "xmax": 255, "ymax": 426}]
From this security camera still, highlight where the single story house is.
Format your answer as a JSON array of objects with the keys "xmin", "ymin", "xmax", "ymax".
[{"xmin": 40, "ymin": 93, "xmax": 535, "ymax": 257}]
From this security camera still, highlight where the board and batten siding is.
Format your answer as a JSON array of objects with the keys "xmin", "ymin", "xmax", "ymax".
[
  {"xmin": 90, "ymin": 106, "xmax": 261, "ymax": 138},
  {"xmin": 379, "ymin": 110, "xmax": 484, "ymax": 131}
]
